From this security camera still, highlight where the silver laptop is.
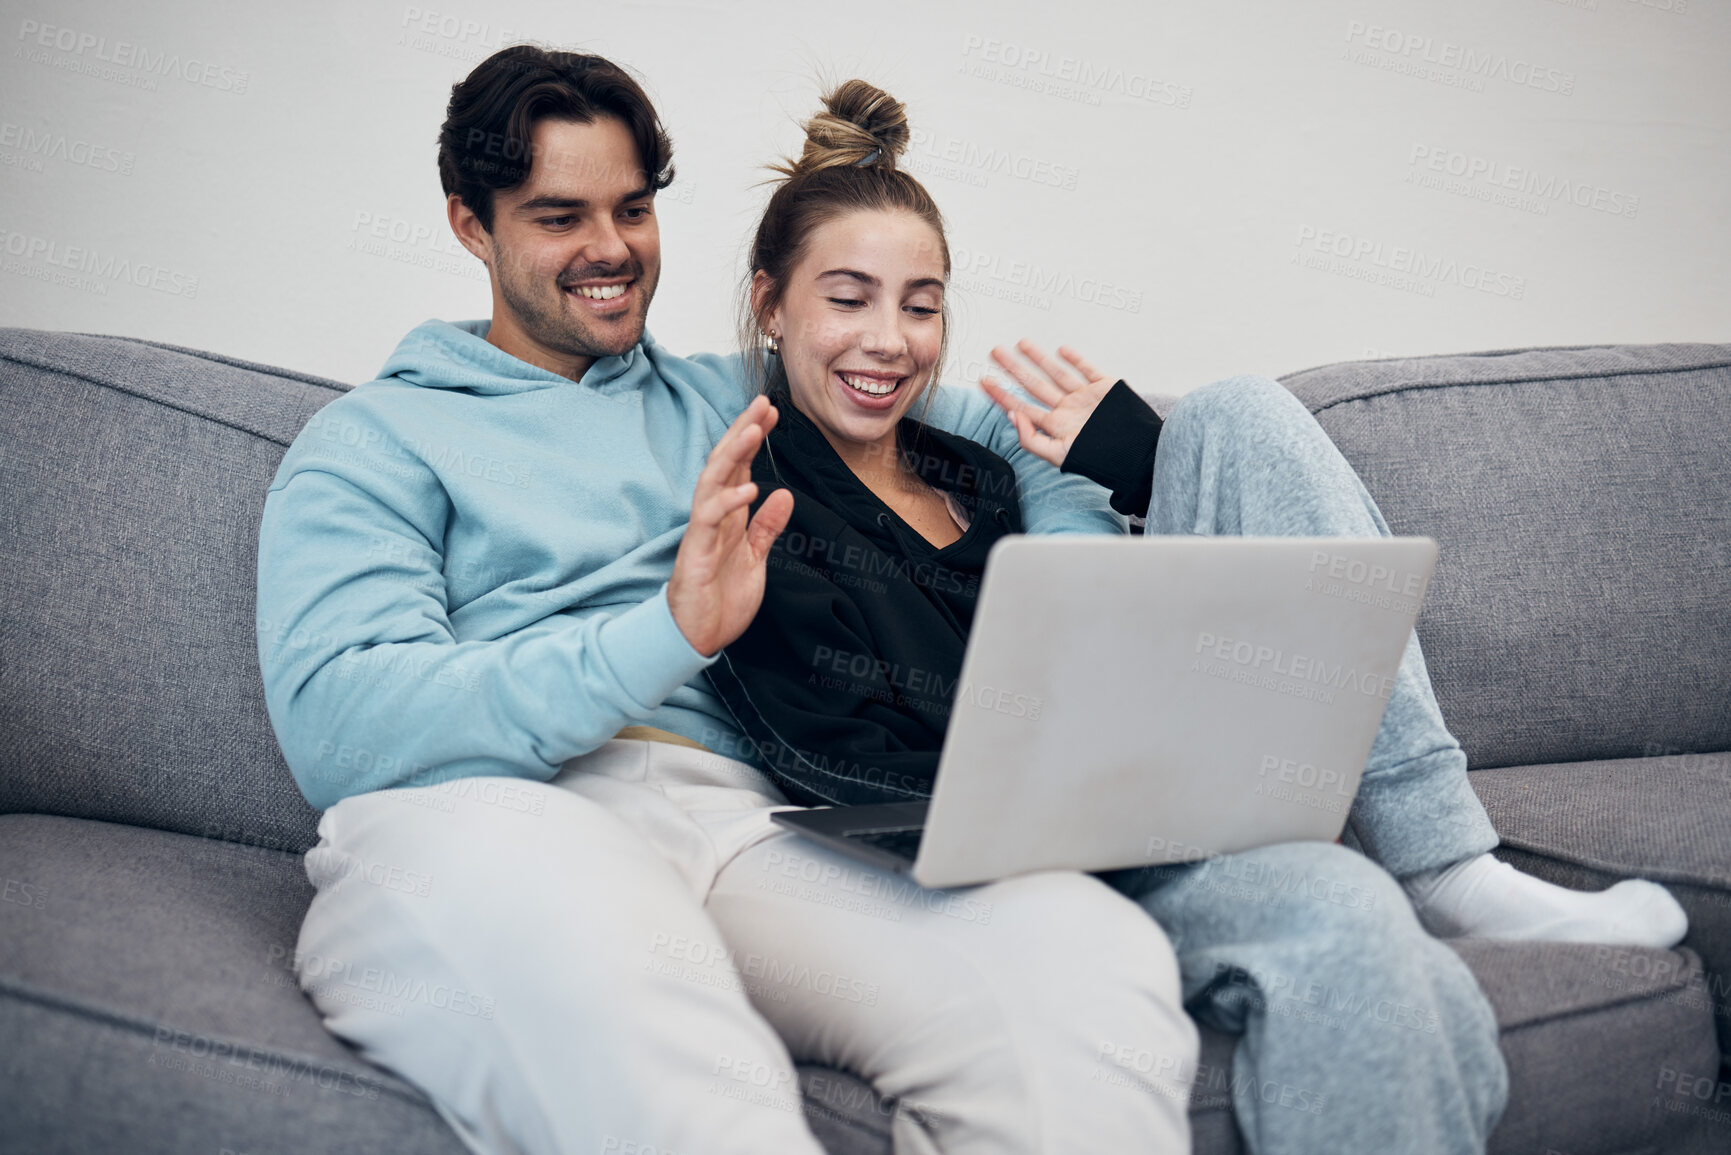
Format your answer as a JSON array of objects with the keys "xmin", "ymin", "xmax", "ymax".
[{"xmin": 772, "ymin": 535, "xmax": 1438, "ymax": 888}]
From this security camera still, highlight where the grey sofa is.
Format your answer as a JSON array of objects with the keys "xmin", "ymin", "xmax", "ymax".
[{"xmin": 2, "ymin": 328, "xmax": 1728, "ymax": 1155}]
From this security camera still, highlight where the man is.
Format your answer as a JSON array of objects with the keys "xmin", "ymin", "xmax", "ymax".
[{"xmin": 259, "ymin": 46, "xmax": 1196, "ymax": 1154}]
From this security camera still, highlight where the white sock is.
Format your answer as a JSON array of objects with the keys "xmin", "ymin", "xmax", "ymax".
[{"xmin": 1403, "ymin": 853, "xmax": 1688, "ymax": 948}]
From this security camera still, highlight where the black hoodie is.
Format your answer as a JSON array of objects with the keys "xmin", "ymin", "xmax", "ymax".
[{"xmin": 705, "ymin": 401, "xmax": 1023, "ymax": 807}]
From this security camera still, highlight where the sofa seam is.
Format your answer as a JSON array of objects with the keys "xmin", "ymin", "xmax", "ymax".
[
  {"xmin": 1285, "ymin": 354, "xmax": 1721, "ymax": 385},
  {"xmin": 1281, "ymin": 347, "xmax": 1731, "ymax": 384},
  {"xmin": 68, "ymin": 333, "xmax": 350, "ymax": 393},
  {"xmin": 1285, "ymin": 359, "xmax": 1731, "ymax": 417},
  {"xmin": 1492, "ymin": 836, "xmax": 1731, "ymax": 892},
  {"xmin": 1490, "ymin": 975, "xmax": 1713, "ymax": 1038},
  {"xmin": 0, "ymin": 348, "xmax": 311, "ymax": 448},
  {"xmin": 0, "ymin": 973, "xmax": 432, "ymax": 1109},
  {"xmin": 0, "ymin": 809, "xmax": 317, "ymax": 862}
]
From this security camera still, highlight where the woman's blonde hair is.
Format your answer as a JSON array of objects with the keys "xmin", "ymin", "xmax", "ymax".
[{"xmin": 739, "ymin": 79, "xmax": 951, "ymax": 412}]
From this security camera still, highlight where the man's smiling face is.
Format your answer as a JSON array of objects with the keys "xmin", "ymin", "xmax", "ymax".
[{"xmin": 456, "ymin": 115, "xmax": 662, "ymax": 381}]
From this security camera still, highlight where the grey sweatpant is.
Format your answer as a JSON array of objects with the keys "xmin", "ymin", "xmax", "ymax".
[{"xmin": 1107, "ymin": 374, "xmax": 1508, "ymax": 1154}]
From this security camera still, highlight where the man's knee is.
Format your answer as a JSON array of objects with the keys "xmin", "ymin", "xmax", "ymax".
[
  {"xmin": 984, "ymin": 871, "xmax": 1184, "ymax": 1002},
  {"xmin": 317, "ymin": 777, "xmax": 668, "ymax": 901},
  {"xmin": 909, "ymin": 872, "xmax": 1195, "ymax": 1102}
]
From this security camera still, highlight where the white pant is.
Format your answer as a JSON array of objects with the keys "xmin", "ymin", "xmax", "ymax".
[{"xmin": 295, "ymin": 739, "xmax": 1198, "ymax": 1154}]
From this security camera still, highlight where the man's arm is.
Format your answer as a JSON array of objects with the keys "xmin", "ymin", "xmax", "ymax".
[
  {"xmin": 257, "ymin": 465, "xmax": 712, "ymax": 811},
  {"xmin": 257, "ymin": 393, "xmax": 788, "ymax": 812}
]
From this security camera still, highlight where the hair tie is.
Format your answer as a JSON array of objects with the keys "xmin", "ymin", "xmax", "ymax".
[{"xmin": 856, "ymin": 148, "xmax": 881, "ymax": 167}]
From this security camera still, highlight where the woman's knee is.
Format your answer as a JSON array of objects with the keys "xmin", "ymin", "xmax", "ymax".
[
  {"xmin": 1168, "ymin": 373, "xmax": 1301, "ymax": 420},
  {"xmin": 1207, "ymin": 844, "xmax": 1492, "ymax": 1006},
  {"xmin": 1191, "ymin": 841, "xmax": 1411, "ymax": 933},
  {"xmin": 1163, "ymin": 374, "xmax": 1317, "ymax": 454}
]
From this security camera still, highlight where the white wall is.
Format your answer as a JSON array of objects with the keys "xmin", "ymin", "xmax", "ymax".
[{"xmin": 2, "ymin": 0, "xmax": 1726, "ymax": 394}]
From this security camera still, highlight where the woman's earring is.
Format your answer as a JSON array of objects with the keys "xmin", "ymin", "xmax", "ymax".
[{"xmin": 766, "ymin": 330, "xmax": 780, "ymax": 357}]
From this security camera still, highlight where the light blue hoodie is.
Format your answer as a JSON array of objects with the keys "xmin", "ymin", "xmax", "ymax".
[{"xmin": 257, "ymin": 319, "xmax": 1123, "ymax": 810}]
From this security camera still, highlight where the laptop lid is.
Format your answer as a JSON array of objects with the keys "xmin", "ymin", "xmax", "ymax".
[{"xmin": 910, "ymin": 536, "xmax": 1437, "ymax": 888}]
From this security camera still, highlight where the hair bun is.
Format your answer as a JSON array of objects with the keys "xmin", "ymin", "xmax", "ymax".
[{"xmin": 778, "ymin": 79, "xmax": 909, "ymax": 178}]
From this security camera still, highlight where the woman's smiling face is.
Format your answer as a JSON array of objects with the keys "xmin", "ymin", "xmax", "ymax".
[{"xmin": 757, "ymin": 208, "xmax": 947, "ymax": 463}]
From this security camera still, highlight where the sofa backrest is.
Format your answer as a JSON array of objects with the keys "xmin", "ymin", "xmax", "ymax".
[
  {"xmin": 1280, "ymin": 345, "xmax": 1731, "ymax": 771},
  {"xmin": 0, "ymin": 329, "xmax": 340, "ymax": 853},
  {"xmin": 3, "ymin": 331, "xmax": 1727, "ymax": 855}
]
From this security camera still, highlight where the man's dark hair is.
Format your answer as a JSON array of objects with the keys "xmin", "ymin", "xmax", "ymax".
[{"xmin": 438, "ymin": 46, "xmax": 675, "ymax": 232}]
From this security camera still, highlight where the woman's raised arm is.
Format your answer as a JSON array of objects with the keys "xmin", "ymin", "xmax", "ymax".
[{"xmin": 980, "ymin": 339, "xmax": 1164, "ymax": 517}]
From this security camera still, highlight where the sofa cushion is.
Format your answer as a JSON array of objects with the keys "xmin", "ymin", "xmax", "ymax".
[
  {"xmin": 1279, "ymin": 344, "xmax": 1731, "ymax": 772},
  {"xmin": 0, "ymin": 329, "xmax": 340, "ymax": 853},
  {"xmin": 1173, "ymin": 939, "xmax": 1722, "ymax": 1155},
  {"xmin": 0, "ymin": 811, "xmax": 898, "ymax": 1155},
  {"xmin": 1472, "ymin": 752, "xmax": 1731, "ymax": 1065},
  {"xmin": 0, "ymin": 811, "xmax": 1237, "ymax": 1153},
  {"xmin": 4, "ymin": 812, "xmax": 1719, "ymax": 1154},
  {"xmin": 1454, "ymin": 938, "xmax": 1728, "ymax": 1155},
  {"xmin": 0, "ymin": 812, "xmax": 463, "ymax": 1155}
]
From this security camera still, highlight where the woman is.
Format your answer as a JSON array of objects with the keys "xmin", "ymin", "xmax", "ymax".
[{"xmin": 706, "ymin": 79, "xmax": 1688, "ymax": 1155}]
